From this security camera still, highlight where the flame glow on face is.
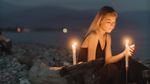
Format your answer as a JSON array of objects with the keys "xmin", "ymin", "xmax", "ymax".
[{"xmin": 99, "ymin": 13, "xmax": 117, "ymax": 33}]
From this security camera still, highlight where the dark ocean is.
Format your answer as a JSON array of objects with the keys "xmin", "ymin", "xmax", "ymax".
[{"xmin": 3, "ymin": 29, "xmax": 150, "ymax": 61}]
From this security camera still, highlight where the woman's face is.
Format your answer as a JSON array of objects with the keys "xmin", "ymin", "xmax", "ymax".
[{"xmin": 99, "ymin": 13, "xmax": 117, "ymax": 33}]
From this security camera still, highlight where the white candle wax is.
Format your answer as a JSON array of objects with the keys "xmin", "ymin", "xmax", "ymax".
[
  {"xmin": 72, "ymin": 42, "xmax": 77, "ymax": 65},
  {"xmin": 125, "ymin": 39, "xmax": 129, "ymax": 68}
]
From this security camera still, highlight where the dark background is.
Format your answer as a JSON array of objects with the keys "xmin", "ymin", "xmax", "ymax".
[{"xmin": 0, "ymin": 0, "xmax": 150, "ymax": 60}]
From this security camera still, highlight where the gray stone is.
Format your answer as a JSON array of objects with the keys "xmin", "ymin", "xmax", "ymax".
[{"xmin": 29, "ymin": 61, "xmax": 67, "ymax": 84}]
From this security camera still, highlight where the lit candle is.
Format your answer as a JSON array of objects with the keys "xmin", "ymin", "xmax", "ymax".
[
  {"xmin": 125, "ymin": 39, "xmax": 129, "ymax": 84},
  {"xmin": 125, "ymin": 39, "xmax": 129, "ymax": 69},
  {"xmin": 72, "ymin": 42, "xmax": 77, "ymax": 65}
]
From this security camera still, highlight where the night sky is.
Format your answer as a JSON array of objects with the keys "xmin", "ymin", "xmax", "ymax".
[
  {"xmin": 0, "ymin": 0, "xmax": 150, "ymax": 60},
  {"xmin": 0, "ymin": 0, "xmax": 149, "ymax": 11}
]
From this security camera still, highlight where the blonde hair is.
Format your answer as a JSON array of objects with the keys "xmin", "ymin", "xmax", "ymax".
[{"xmin": 85, "ymin": 6, "xmax": 118, "ymax": 38}]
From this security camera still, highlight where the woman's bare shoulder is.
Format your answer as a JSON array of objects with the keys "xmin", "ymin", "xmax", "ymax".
[
  {"xmin": 85, "ymin": 32, "xmax": 98, "ymax": 43},
  {"xmin": 81, "ymin": 32, "xmax": 98, "ymax": 47}
]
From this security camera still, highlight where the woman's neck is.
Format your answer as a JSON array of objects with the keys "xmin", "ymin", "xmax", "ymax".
[{"xmin": 97, "ymin": 27, "xmax": 106, "ymax": 38}]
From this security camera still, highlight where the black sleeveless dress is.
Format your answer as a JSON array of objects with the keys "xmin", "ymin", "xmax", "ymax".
[
  {"xmin": 77, "ymin": 39, "xmax": 120, "ymax": 84},
  {"xmin": 78, "ymin": 40, "xmax": 106, "ymax": 63}
]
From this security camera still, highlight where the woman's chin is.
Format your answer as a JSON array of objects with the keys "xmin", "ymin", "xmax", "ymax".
[{"xmin": 107, "ymin": 31, "xmax": 112, "ymax": 33}]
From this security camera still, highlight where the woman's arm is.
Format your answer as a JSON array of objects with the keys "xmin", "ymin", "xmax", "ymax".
[
  {"xmin": 105, "ymin": 34, "xmax": 125, "ymax": 64},
  {"xmin": 105, "ymin": 34, "xmax": 135, "ymax": 64},
  {"xmin": 87, "ymin": 33, "xmax": 98, "ymax": 61}
]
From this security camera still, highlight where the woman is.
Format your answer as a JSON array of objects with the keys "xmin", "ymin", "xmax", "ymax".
[{"xmin": 77, "ymin": 6, "xmax": 148, "ymax": 84}]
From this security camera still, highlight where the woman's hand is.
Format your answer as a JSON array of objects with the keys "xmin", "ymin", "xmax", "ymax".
[
  {"xmin": 123, "ymin": 44, "xmax": 135, "ymax": 57},
  {"xmin": 78, "ymin": 61, "xmax": 84, "ymax": 64}
]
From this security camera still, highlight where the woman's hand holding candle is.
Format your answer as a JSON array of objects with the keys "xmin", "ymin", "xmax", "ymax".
[{"xmin": 124, "ymin": 40, "xmax": 135, "ymax": 57}]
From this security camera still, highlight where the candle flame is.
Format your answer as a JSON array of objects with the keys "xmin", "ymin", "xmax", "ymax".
[
  {"xmin": 72, "ymin": 42, "xmax": 77, "ymax": 48},
  {"xmin": 122, "ymin": 36, "xmax": 133, "ymax": 48},
  {"xmin": 125, "ymin": 39, "xmax": 129, "ymax": 48}
]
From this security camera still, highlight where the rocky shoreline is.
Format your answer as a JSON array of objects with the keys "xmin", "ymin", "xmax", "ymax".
[
  {"xmin": 0, "ymin": 42, "xmax": 150, "ymax": 84},
  {"xmin": 0, "ymin": 43, "xmax": 72, "ymax": 84}
]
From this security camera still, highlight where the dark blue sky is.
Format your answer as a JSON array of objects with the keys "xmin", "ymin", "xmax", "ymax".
[
  {"xmin": 1, "ymin": 0, "xmax": 150, "ymax": 11},
  {"xmin": 0, "ymin": 0, "xmax": 150, "ymax": 60}
]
